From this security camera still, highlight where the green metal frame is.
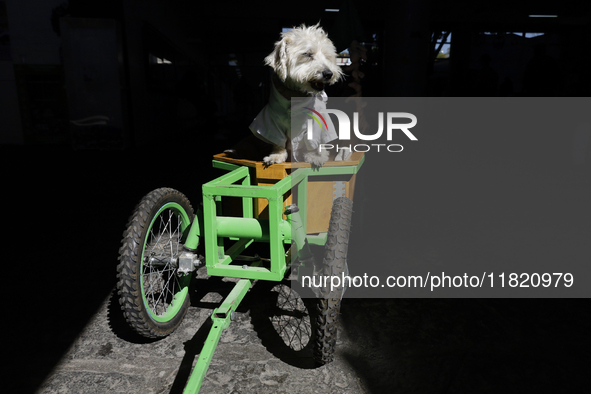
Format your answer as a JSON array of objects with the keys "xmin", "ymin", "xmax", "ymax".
[{"xmin": 181, "ymin": 155, "xmax": 365, "ymax": 394}]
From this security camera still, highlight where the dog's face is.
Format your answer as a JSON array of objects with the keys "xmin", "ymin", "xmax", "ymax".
[{"xmin": 265, "ymin": 24, "xmax": 344, "ymax": 94}]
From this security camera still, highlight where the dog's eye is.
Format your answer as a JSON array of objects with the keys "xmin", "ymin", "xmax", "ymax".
[{"xmin": 302, "ymin": 52, "xmax": 313, "ymax": 59}]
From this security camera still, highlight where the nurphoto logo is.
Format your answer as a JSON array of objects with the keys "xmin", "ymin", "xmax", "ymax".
[{"xmin": 305, "ymin": 108, "xmax": 418, "ymax": 153}]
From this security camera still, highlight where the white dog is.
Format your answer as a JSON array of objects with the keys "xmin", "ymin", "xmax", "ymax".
[{"xmin": 248, "ymin": 24, "xmax": 350, "ymax": 166}]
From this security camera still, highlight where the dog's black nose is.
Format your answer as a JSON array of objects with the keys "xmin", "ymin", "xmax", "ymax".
[{"xmin": 322, "ymin": 70, "xmax": 333, "ymax": 80}]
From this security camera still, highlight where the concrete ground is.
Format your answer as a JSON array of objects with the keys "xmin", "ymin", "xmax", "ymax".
[
  {"xmin": 32, "ymin": 275, "xmax": 367, "ymax": 394},
  {"xmin": 5, "ymin": 144, "xmax": 591, "ymax": 393},
  {"xmin": 18, "ymin": 287, "xmax": 591, "ymax": 394}
]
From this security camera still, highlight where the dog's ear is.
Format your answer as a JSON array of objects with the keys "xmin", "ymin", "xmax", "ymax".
[{"xmin": 265, "ymin": 37, "xmax": 289, "ymax": 81}]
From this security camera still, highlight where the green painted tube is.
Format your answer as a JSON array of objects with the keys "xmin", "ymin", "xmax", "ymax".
[
  {"xmin": 215, "ymin": 216, "xmax": 290, "ymax": 242},
  {"xmin": 183, "ymin": 321, "xmax": 224, "ymax": 394},
  {"xmin": 183, "ymin": 267, "xmax": 259, "ymax": 394},
  {"xmin": 183, "ymin": 209, "xmax": 203, "ymax": 250}
]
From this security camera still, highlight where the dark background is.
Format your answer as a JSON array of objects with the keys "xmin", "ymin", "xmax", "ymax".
[{"xmin": 3, "ymin": 0, "xmax": 591, "ymax": 392}]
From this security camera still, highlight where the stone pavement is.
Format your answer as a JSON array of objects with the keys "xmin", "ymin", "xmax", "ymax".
[
  {"xmin": 31, "ymin": 288, "xmax": 591, "ymax": 394},
  {"xmin": 35, "ymin": 272, "xmax": 367, "ymax": 394}
]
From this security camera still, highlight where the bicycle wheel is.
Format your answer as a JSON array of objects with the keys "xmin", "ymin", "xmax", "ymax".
[
  {"xmin": 249, "ymin": 278, "xmax": 317, "ymax": 368},
  {"xmin": 117, "ymin": 188, "xmax": 195, "ymax": 338},
  {"xmin": 313, "ymin": 196, "xmax": 353, "ymax": 365}
]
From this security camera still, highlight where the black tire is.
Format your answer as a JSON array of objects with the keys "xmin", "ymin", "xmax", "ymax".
[
  {"xmin": 117, "ymin": 188, "xmax": 195, "ymax": 338},
  {"xmin": 313, "ymin": 196, "xmax": 353, "ymax": 365}
]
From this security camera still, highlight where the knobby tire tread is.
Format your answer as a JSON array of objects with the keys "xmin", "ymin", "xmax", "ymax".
[
  {"xmin": 313, "ymin": 197, "xmax": 353, "ymax": 365},
  {"xmin": 116, "ymin": 187, "xmax": 194, "ymax": 339}
]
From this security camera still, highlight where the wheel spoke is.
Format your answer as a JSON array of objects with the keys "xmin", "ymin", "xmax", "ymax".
[
  {"xmin": 270, "ymin": 285, "xmax": 311, "ymax": 351},
  {"xmin": 142, "ymin": 207, "xmax": 185, "ymax": 317}
]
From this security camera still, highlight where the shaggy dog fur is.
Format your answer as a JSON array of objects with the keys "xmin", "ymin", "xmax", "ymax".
[{"xmin": 228, "ymin": 25, "xmax": 346, "ymax": 166}]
